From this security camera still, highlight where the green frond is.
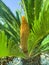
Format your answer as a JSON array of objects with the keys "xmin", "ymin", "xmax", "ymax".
[
  {"xmin": 38, "ymin": 35, "xmax": 49, "ymax": 52},
  {"xmin": 28, "ymin": 0, "xmax": 49, "ymax": 57},
  {"xmin": 35, "ymin": 0, "xmax": 43, "ymax": 19},
  {"xmin": 0, "ymin": 0, "xmax": 20, "ymax": 43},
  {"xmin": 0, "ymin": 31, "xmax": 9, "ymax": 57},
  {"xmin": 22, "ymin": 0, "xmax": 34, "ymax": 28},
  {"xmin": 0, "ymin": 22, "xmax": 19, "ymax": 43},
  {"xmin": 32, "ymin": 35, "xmax": 49, "ymax": 58},
  {"xmin": 0, "ymin": 0, "xmax": 18, "ymax": 25},
  {"xmin": 8, "ymin": 37, "xmax": 25, "ymax": 58},
  {"xmin": 0, "ymin": 31, "xmax": 25, "ymax": 58},
  {"xmin": 22, "ymin": 0, "xmax": 43, "ymax": 28},
  {"xmin": 16, "ymin": 11, "xmax": 20, "ymax": 26},
  {"xmin": 0, "ymin": 0, "xmax": 49, "ymax": 58}
]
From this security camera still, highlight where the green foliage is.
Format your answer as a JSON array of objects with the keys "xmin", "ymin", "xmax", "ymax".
[
  {"xmin": 22, "ymin": 0, "xmax": 34, "ymax": 28},
  {"xmin": 0, "ymin": 31, "xmax": 25, "ymax": 58},
  {"xmin": 0, "ymin": 0, "xmax": 49, "ymax": 59},
  {"xmin": 0, "ymin": 0, "xmax": 20, "ymax": 43},
  {"xmin": 22, "ymin": 0, "xmax": 43, "ymax": 28},
  {"xmin": 8, "ymin": 37, "xmax": 25, "ymax": 58},
  {"xmin": 0, "ymin": 0, "xmax": 21, "ymax": 58},
  {"xmin": 0, "ymin": 31, "xmax": 9, "ymax": 57},
  {"xmin": 35, "ymin": 0, "xmax": 43, "ymax": 19},
  {"xmin": 28, "ymin": 0, "xmax": 49, "ymax": 56}
]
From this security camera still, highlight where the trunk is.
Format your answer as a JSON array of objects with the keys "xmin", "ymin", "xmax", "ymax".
[{"xmin": 22, "ymin": 55, "xmax": 41, "ymax": 65}]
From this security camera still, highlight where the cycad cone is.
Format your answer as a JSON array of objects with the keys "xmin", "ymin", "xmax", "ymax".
[{"xmin": 20, "ymin": 16, "xmax": 29, "ymax": 55}]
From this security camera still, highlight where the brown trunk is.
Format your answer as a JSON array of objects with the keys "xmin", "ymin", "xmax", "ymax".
[{"xmin": 22, "ymin": 55, "xmax": 41, "ymax": 65}]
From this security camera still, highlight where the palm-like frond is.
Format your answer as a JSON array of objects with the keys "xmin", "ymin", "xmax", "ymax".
[
  {"xmin": 0, "ymin": 0, "xmax": 21, "ymax": 57},
  {"xmin": 22, "ymin": 0, "xmax": 34, "ymax": 28},
  {"xmin": 0, "ymin": 0, "xmax": 20, "ymax": 43},
  {"xmin": 22, "ymin": 0, "xmax": 43, "ymax": 28},
  {"xmin": 0, "ymin": 30, "xmax": 25, "ymax": 58},
  {"xmin": 0, "ymin": 31, "xmax": 9, "ymax": 57},
  {"xmin": 0, "ymin": 0, "xmax": 49, "ymax": 59},
  {"xmin": 8, "ymin": 37, "xmax": 25, "ymax": 58},
  {"xmin": 28, "ymin": 0, "xmax": 49, "ymax": 57}
]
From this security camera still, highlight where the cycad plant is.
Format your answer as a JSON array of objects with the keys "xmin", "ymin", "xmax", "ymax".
[{"xmin": 0, "ymin": 0, "xmax": 49, "ymax": 65}]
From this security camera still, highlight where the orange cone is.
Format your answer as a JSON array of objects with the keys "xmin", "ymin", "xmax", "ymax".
[{"xmin": 20, "ymin": 16, "xmax": 29, "ymax": 55}]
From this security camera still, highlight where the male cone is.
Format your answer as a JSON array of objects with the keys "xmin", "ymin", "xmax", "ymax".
[{"xmin": 20, "ymin": 16, "xmax": 29, "ymax": 55}]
